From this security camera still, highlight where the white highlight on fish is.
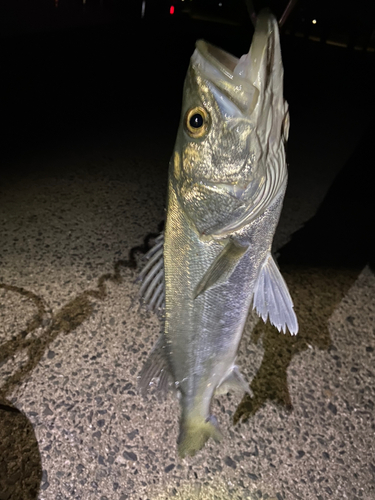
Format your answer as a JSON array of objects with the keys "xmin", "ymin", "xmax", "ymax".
[{"xmin": 138, "ymin": 9, "xmax": 298, "ymax": 457}]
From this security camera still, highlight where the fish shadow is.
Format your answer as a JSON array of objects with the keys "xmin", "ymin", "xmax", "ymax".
[
  {"xmin": 0, "ymin": 274, "xmax": 125, "ymax": 499},
  {"xmin": 0, "ymin": 403, "xmax": 42, "ymax": 500},
  {"xmin": 234, "ymin": 122, "xmax": 374, "ymax": 423}
]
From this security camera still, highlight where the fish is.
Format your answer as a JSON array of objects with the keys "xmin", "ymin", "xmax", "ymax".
[{"xmin": 137, "ymin": 9, "xmax": 298, "ymax": 457}]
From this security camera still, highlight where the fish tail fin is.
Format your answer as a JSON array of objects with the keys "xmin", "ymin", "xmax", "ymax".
[{"xmin": 177, "ymin": 415, "xmax": 222, "ymax": 458}]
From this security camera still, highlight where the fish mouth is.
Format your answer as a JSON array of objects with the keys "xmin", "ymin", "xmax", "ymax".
[{"xmin": 193, "ymin": 10, "xmax": 280, "ymax": 116}]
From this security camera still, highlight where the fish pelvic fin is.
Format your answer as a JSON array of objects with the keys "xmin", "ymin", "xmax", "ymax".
[
  {"xmin": 253, "ymin": 253, "xmax": 298, "ymax": 335},
  {"xmin": 178, "ymin": 415, "xmax": 222, "ymax": 458},
  {"xmin": 138, "ymin": 335, "xmax": 172, "ymax": 397},
  {"xmin": 193, "ymin": 239, "xmax": 248, "ymax": 299}
]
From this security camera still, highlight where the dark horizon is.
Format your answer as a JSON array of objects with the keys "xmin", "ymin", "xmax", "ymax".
[{"xmin": 1, "ymin": 0, "xmax": 375, "ymax": 40}]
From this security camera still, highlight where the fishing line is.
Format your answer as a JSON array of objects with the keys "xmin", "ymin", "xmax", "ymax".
[{"xmin": 244, "ymin": 0, "xmax": 298, "ymax": 27}]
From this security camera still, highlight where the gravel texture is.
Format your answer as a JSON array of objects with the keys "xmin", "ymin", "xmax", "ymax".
[{"xmin": 1, "ymin": 18, "xmax": 374, "ymax": 500}]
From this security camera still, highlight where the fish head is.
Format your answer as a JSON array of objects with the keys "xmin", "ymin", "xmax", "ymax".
[{"xmin": 170, "ymin": 9, "xmax": 289, "ymax": 238}]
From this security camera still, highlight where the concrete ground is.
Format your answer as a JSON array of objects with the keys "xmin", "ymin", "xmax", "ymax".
[{"xmin": 1, "ymin": 17, "xmax": 374, "ymax": 500}]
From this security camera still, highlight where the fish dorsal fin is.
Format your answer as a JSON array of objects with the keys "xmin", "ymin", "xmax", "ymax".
[
  {"xmin": 137, "ymin": 232, "xmax": 165, "ymax": 314},
  {"xmin": 193, "ymin": 239, "xmax": 248, "ymax": 299},
  {"xmin": 253, "ymin": 254, "xmax": 298, "ymax": 335},
  {"xmin": 138, "ymin": 335, "xmax": 172, "ymax": 397}
]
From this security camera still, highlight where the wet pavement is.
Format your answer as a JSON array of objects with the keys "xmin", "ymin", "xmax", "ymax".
[{"xmin": 1, "ymin": 17, "xmax": 374, "ymax": 500}]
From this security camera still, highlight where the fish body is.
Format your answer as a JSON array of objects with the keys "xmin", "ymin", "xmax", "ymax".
[{"xmin": 138, "ymin": 10, "xmax": 298, "ymax": 457}]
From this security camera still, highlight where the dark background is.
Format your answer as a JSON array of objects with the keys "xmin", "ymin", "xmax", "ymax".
[
  {"xmin": 1, "ymin": 0, "xmax": 374, "ymax": 162},
  {"xmin": 1, "ymin": 0, "xmax": 374, "ymax": 270}
]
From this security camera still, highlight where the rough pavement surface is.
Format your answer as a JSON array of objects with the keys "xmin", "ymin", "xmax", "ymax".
[{"xmin": 1, "ymin": 19, "xmax": 374, "ymax": 500}]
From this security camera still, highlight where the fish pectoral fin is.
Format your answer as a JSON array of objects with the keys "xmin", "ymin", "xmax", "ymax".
[
  {"xmin": 215, "ymin": 365, "xmax": 253, "ymax": 397},
  {"xmin": 137, "ymin": 335, "xmax": 172, "ymax": 397},
  {"xmin": 253, "ymin": 254, "xmax": 298, "ymax": 335},
  {"xmin": 193, "ymin": 239, "xmax": 248, "ymax": 299},
  {"xmin": 178, "ymin": 415, "xmax": 222, "ymax": 458}
]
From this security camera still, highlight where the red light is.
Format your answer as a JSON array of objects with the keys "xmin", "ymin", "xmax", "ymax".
[{"xmin": 170, "ymin": 5, "xmax": 174, "ymax": 14}]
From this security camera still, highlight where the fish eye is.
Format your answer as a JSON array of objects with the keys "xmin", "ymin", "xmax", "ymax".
[{"xmin": 185, "ymin": 107, "xmax": 210, "ymax": 138}]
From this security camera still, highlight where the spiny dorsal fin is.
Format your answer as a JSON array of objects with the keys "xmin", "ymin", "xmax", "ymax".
[
  {"xmin": 253, "ymin": 254, "xmax": 298, "ymax": 335},
  {"xmin": 137, "ymin": 232, "xmax": 165, "ymax": 314}
]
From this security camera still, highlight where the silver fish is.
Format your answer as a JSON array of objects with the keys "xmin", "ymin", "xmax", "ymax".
[{"xmin": 138, "ymin": 9, "xmax": 298, "ymax": 457}]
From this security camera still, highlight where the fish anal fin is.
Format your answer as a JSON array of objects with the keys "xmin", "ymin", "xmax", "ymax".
[
  {"xmin": 138, "ymin": 336, "xmax": 172, "ymax": 397},
  {"xmin": 193, "ymin": 240, "xmax": 248, "ymax": 299},
  {"xmin": 253, "ymin": 254, "xmax": 298, "ymax": 335},
  {"xmin": 215, "ymin": 365, "xmax": 253, "ymax": 397}
]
